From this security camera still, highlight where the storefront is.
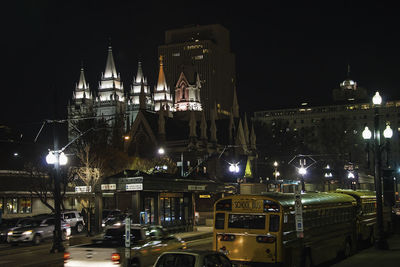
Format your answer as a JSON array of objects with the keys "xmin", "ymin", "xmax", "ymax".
[{"xmin": 100, "ymin": 170, "xmax": 225, "ymax": 230}]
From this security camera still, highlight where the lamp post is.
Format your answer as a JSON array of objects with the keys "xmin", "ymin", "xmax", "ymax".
[
  {"xmin": 273, "ymin": 161, "xmax": 280, "ymax": 181},
  {"xmin": 298, "ymin": 166, "xmax": 307, "ymax": 193},
  {"xmin": 362, "ymin": 91, "xmax": 391, "ymax": 250},
  {"xmin": 46, "ymin": 150, "xmax": 68, "ymax": 253}
]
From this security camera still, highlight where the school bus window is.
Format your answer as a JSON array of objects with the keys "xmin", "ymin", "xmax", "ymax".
[
  {"xmin": 215, "ymin": 213, "xmax": 225, "ymax": 229},
  {"xmin": 269, "ymin": 215, "xmax": 280, "ymax": 232},
  {"xmin": 228, "ymin": 214, "xmax": 266, "ymax": 229}
]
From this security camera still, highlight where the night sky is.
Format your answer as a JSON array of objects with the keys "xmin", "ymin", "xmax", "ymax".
[{"xmin": 3, "ymin": 1, "xmax": 400, "ymax": 141}]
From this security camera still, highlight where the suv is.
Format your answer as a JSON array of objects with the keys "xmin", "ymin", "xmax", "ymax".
[
  {"xmin": 62, "ymin": 210, "xmax": 85, "ymax": 233},
  {"xmin": 8, "ymin": 217, "xmax": 71, "ymax": 245}
]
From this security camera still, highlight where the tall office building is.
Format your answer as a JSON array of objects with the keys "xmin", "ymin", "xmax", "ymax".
[{"xmin": 158, "ymin": 24, "xmax": 236, "ymax": 119}]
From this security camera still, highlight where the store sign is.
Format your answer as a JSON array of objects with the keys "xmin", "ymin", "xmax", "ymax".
[
  {"xmin": 188, "ymin": 185, "xmax": 206, "ymax": 191},
  {"xmin": 75, "ymin": 186, "xmax": 91, "ymax": 193},
  {"xmin": 126, "ymin": 183, "xmax": 143, "ymax": 191},
  {"xmin": 101, "ymin": 184, "xmax": 116, "ymax": 190},
  {"xmin": 199, "ymin": 194, "xmax": 211, "ymax": 198}
]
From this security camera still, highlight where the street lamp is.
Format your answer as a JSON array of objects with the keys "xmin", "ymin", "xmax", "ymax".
[
  {"xmin": 46, "ymin": 149, "xmax": 67, "ymax": 253},
  {"xmin": 362, "ymin": 90, "xmax": 392, "ymax": 250},
  {"xmin": 273, "ymin": 161, "xmax": 280, "ymax": 181}
]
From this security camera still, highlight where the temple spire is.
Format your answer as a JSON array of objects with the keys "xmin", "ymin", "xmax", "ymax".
[
  {"xmin": 104, "ymin": 44, "xmax": 118, "ymax": 78},
  {"xmin": 232, "ymin": 86, "xmax": 239, "ymax": 118},
  {"xmin": 156, "ymin": 56, "xmax": 168, "ymax": 91}
]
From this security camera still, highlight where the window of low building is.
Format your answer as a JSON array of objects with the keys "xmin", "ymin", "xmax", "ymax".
[
  {"xmin": 19, "ymin": 198, "xmax": 32, "ymax": 214},
  {"xmin": 6, "ymin": 198, "xmax": 18, "ymax": 214}
]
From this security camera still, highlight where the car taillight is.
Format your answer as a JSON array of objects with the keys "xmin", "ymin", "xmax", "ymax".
[
  {"xmin": 63, "ymin": 252, "xmax": 70, "ymax": 263},
  {"xmin": 217, "ymin": 234, "xmax": 235, "ymax": 241},
  {"xmin": 111, "ymin": 253, "xmax": 120, "ymax": 262},
  {"xmin": 256, "ymin": 235, "xmax": 276, "ymax": 243},
  {"xmin": 65, "ymin": 224, "xmax": 70, "ymax": 228}
]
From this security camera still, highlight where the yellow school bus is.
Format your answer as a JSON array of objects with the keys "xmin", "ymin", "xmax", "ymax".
[
  {"xmin": 336, "ymin": 189, "xmax": 392, "ymax": 245},
  {"xmin": 213, "ymin": 192, "xmax": 357, "ymax": 266}
]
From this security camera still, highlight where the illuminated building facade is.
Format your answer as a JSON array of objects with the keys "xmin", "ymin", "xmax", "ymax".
[
  {"xmin": 253, "ymin": 73, "xmax": 400, "ymax": 188},
  {"xmin": 174, "ymin": 71, "xmax": 202, "ymax": 112},
  {"xmin": 158, "ymin": 24, "xmax": 236, "ymax": 119}
]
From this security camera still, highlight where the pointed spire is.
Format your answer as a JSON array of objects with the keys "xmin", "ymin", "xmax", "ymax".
[
  {"xmin": 232, "ymin": 86, "xmax": 239, "ymax": 118},
  {"xmin": 139, "ymin": 78, "xmax": 146, "ymax": 110},
  {"xmin": 135, "ymin": 61, "xmax": 144, "ymax": 83},
  {"xmin": 243, "ymin": 113, "xmax": 249, "ymax": 144},
  {"xmin": 156, "ymin": 55, "xmax": 168, "ymax": 91},
  {"xmin": 104, "ymin": 44, "xmax": 117, "ymax": 78},
  {"xmin": 250, "ymin": 123, "xmax": 257, "ymax": 150},
  {"xmin": 77, "ymin": 63, "xmax": 88, "ymax": 90},
  {"xmin": 235, "ymin": 118, "xmax": 247, "ymax": 153},
  {"xmin": 229, "ymin": 108, "xmax": 235, "ymax": 144}
]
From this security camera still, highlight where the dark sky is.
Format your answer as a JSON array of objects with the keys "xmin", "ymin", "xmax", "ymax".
[{"xmin": 3, "ymin": 1, "xmax": 400, "ymax": 141}]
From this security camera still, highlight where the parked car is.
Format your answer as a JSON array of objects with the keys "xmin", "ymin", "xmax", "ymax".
[
  {"xmin": 153, "ymin": 250, "xmax": 234, "ymax": 267},
  {"xmin": 8, "ymin": 217, "xmax": 71, "ymax": 245},
  {"xmin": 64, "ymin": 224, "xmax": 186, "ymax": 267},
  {"xmin": 101, "ymin": 209, "xmax": 123, "ymax": 227},
  {"xmin": 0, "ymin": 217, "xmax": 33, "ymax": 243},
  {"xmin": 61, "ymin": 210, "xmax": 85, "ymax": 233},
  {"xmin": 392, "ymin": 202, "xmax": 400, "ymax": 216}
]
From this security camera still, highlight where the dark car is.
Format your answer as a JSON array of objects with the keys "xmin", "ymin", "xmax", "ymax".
[{"xmin": 153, "ymin": 250, "xmax": 233, "ymax": 267}]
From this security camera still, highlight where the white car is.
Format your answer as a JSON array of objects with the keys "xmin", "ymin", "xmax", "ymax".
[
  {"xmin": 62, "ymin": 210, "xmax": 85, "ymax": 233},
  {"xmin": 8, "ymin": 217, "xmax": 71, "ymax": 245},
  {"xmin": 153, "ymin": 250, "xmax": 233, "ymax": 267}
]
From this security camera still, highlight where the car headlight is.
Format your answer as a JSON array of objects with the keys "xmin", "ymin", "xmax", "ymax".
[
  {"xmin": 8, "ymin": 231, "xmax": 13, "ymax": 236},
  {"xmin": 102, "ymin": 223, "xmax": 105, "ymax": 227},
  {"xmin": 113, "ymin": 222, "xmax": 121, "ymax": 226},
  {"xmin": 23, "ymin": 230, "xmax": 33, "ymax": 235}
]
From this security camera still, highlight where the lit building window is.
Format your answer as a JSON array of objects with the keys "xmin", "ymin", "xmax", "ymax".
[
  {"xmin": 6, "ymin": 198, "xmax": 18, "ymax": 214},
  {"xmin": 194, "ymin": 55, "xmax": 203, "ymax": 60},
  {"xmin": 172, "ymin": 52, "xmax": 180, "ymax": 57},
  {"xmin": 19, "ymin": 198, "xmax": 32, "ymax": 214}
]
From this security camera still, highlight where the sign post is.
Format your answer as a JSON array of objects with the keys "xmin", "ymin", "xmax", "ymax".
[
  {"xmin": 125, "ymin": 217, "xmax": 131, "ymax": 264},
  {"xmin": 294, "ymin": 187, "xmax": 304, "ymax": 238}
]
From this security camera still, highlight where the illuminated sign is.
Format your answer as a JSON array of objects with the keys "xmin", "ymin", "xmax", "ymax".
[
  {"xmin": 232, "ymin": 199, "xmax": 263, "ymax": 212},
  {"xmin": 126, "ymin": 183, "xmax": 143, "ymax": 191},
  {"xmin": 75, "ymin": 186, "xmax": 91, "ymax": 193},
  {"xmin": 188, "ymin": 185, "xmax": 206, "ymax": 191},
  {"xmin": 101, "ymin": 184, "xmax": 116, "ymax": 190},
  {"xmin": 199, "ymin": 194, "xmax": 211, "ymax": 198}
]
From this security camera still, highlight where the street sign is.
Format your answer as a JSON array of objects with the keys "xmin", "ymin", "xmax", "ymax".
[
  {"xmin": 75, "ymin": 186, "xmax": 91, "ymax": 193},
  {"xmin": 294, "ymin": 188, "xmax": 304, "ymax": 238},
  {"xmin": 125, "ymin": 217, "xmax": 131, "ymax": 248}
]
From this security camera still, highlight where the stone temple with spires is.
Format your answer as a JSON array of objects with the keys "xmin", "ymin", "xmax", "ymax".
[{"xmin": 68, "ymin": 42, "xmax": 257, "ymax": 182}]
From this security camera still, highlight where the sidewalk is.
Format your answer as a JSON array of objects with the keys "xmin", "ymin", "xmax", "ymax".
[
  {"xmin": 332, "ymin": 233, "xmax": 400, "ymax": 267},
  {"xmin": 175, "ymin": 226, "xmax": 213, "ymax": 241}
]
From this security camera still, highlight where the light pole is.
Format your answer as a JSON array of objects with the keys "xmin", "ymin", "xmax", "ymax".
[
  {"xmin": 273, "ymin": 161, "xmax": 280, "ymax": 181},
  {"xmin": 298, "ymin": 166, "xmax": 307, "ymax": 193},
  {"xmin": 46, "ymin": 150, "xmax": 68, "ymax": 253},
  {"xmin": 362, "ymin": 91, "xmax": 392, "ymax": 250}
]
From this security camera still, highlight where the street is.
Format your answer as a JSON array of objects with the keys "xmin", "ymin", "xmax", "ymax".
[{"xmin": 0, "ymin": 236, "xmax": 213, "ymax": 267}]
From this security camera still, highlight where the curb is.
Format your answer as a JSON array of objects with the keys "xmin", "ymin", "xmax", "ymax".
[{"xmin": 179, "ymin": 232, "xmax": 213, "ymax": 242}]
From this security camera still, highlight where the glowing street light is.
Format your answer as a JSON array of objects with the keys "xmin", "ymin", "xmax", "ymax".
[
  {"xmin": 361, "ymin": 90, "xmax": 391, "ymax": 250},
  {"xmin": 229, "ymin": 163, "xmax": 240, "ymax": 173},
  {"xmin": 158, "ymin": 147, "xmax": 165, "ymax": 155}
]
